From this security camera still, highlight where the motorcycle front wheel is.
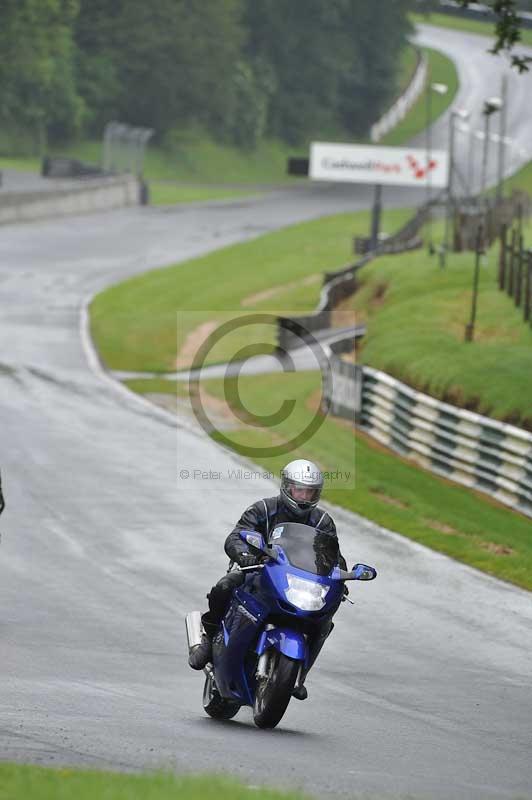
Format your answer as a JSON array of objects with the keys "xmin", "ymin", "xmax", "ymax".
[
  {"xmin": 253, "ymin": 650, "xmax": 300, "ymax": 729},
  {"xmin": 203, "ymin": 671, "xmax": 241, "ymax": 720}
]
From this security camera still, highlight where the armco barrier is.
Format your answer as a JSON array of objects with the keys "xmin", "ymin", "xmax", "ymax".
[
  {"xmin": 0, "ymin": 175, "xmax": 141, "ymax": 225},
  {"xmin": 277, "ymin": 202, "xmax": 431, "ymax": 352},
  {"xmin": 370, "ymin": 50, "xmax": 428, "ymax": 143},
  {"xmin": 322, "ymin": 350, "xmax": 363, "ymax": 420},
  {"xmin": 277, "ymin": 255, "xmax": 370, "ymax": 351},
  {"xmin": 322, "ymin": 356, "xmax": 532, "ymax": 518}
]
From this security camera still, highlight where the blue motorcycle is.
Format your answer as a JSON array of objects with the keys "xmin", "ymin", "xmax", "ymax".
[{"xmin": 186, "ymin": 521, "xmax": 377, "ymax": 729}]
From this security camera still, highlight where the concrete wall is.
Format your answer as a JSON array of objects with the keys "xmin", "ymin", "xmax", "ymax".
[
  {"xmin": 371, "ymin": 50, "xmax": 428, "ymax": 143},
  {"xmin": 0, "ymin": 175, "xmax": 141, "ymax": 225}
]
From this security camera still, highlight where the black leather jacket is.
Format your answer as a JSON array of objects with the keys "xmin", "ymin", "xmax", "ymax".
[{"xmin": 225, "ymin": 495, "xmax": 347, "ymax": 571}]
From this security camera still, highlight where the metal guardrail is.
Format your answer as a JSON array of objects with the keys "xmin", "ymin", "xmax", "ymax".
[
  {"xmin": 276, "ymin": 203, "xmax": 431, "ymax": 352},
  {"xmin": 102, "ymin": 122, "xmax": 154, "ymax": 176},
  {"xmin": 322, "ymin": 357, "xmax": 532, "ymax": 518}
]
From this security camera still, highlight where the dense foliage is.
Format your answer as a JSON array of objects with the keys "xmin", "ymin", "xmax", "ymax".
[
  {"xmin": 0, "ymin": 0, "xmax": 415, "ymax": 151},
  {"xmin": 0, "ymin": 0, "xmax": 83, "ymax": 149},
  {"xmin": 459, "ymin": 0, "xmax": 532, "ymax": 70}
]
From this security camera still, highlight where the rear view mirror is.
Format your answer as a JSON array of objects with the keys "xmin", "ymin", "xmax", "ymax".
[
  {"xmin": 240, "ymin": 530, "xmax": 266, "ymax": 551},
  {"xmin": 352, "ymin": 563, "xmax": 377, "ymax": 581}
]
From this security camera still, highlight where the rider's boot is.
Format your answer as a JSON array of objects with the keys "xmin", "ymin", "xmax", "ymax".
[
  {"xmin": 292, "ymin": 621, "xmax": 334, "ymax": 700},
  {"xmin": 188, "ymin": 613, "xmax": 217, "ymax": 670}
]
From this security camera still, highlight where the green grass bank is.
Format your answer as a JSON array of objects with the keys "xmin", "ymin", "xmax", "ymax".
[
  {"xmin": 380, "ymin": 47, "xmax": 458, "ymax": 146},
  {"xmin": 91, "ymin": 209, "xmax": 532, "ymax": 429},
  {"xmin": 348, "ymin": 218, "xmax": 532, "ymax": 429},
  {"xmin": 89, "ymin": 208, "xmax": 410, "ymax": 372},
  {"xmin": 149, "ymin": 183, "xmax": 257, "ymax": 206},
  {"xmin": 1, "ymin": 45, "xmax": 456, "ymax": 199},
  {"xmin": 0, "ymin": 765, "xmax": 308, "ymax": 800},
  {"xmin": 91, "ymin": 201, "xmax": 532, "ymax": 589},
  {"xmin": 128, "ymin": 369, "xmax": 532, "ymax": 591}
]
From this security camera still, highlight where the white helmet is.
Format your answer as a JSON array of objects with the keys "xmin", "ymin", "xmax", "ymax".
[{"xmin": 280, "ymin": 459, "xmax": 323, "ymax": 518}]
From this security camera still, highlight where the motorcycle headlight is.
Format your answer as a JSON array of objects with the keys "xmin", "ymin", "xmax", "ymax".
[{"xmin": 285, "ymin": 574, "xmax": 329, "ymax": 611}]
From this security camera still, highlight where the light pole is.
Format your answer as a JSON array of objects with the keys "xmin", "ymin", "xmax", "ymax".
[
  {"xmin": 440, "ymin": 107, "xmax": 469, "ymax": 268},
  {"xmin": 480, "ymin": 96, "xmax": 502, "ymax": 197},
  {"xmin": 467, "ymin": 123, "xmax": 476, "ymax": 198},
  {"xmin": 426, "ymin": 81, "xmax": 448, "ymax": 254},
  {"xmin": 496, "ymin": 74, "xmax": 508, "ymax": 205},
  {"xmin": 464, "ymin": 226, "xmax": 485, "ymax": 343}
]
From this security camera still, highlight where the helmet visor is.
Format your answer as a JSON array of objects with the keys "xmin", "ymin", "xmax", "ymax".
[{"xmin": 285, "ymin": 481, "xmax": 321, "ymax": 506}]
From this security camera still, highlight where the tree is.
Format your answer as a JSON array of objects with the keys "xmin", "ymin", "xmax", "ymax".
[
  {"xmin": 74, "ymin": 0, "xmax": 123, "ymax": 134},
  {"xmin": 74, "ymin": 0, "xmax": 245, "ymax": 140},
  {"xmin": 459, "ymin": 0, "xmax": 532, "ymax": 71},
  {"xmin": 0, "ymin": 0, "xmax": 417, "ymax": 150},
  {"xmin": 0, "ymin": 0, "xmax": 83, "ymax": 148},
  {"xmin": 229, "ymin": 59, "xmax": 276, "ymax": 148},
  {"xmin": 339, "ymin": 0, "xmax": 412, "ymax": 138},
  {"xmin": 243, "ymin": 0, "xmax": 411, "ymax": 144}
]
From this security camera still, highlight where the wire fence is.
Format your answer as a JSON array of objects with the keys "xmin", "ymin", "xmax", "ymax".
[
  {"xmin": 454, "ymin": 191, "xmax": 531, "ymax": 252},
  {"xmin": 498, "ymin": 221, "xmax": 532, "ymax": 325}
]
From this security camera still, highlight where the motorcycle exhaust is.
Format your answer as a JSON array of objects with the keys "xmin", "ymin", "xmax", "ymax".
[{"xmin": 185, "ymin": 611, "xmax": 203, "ymax": 653}]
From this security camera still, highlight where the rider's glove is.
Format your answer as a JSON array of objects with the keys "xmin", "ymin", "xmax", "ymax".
[{"xmin": 237, "ymin": 551, "xmax": 261, "ymax": 568}]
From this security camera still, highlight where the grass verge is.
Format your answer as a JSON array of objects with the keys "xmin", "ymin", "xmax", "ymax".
[
  {"xmin": 397, "ymin": 44, "xmax": 420, "ymax": 97},
  {"xmin": 44, "ymin": 136, "xmax": 306, "ymax": 186},
  {"xmin": 498, "ymin": 158, "xmax": 532, "ymax": 196},
  {"xmin": 347, "ymin": 218, "xmax": 532, "ymax": 429},
  {"xmin": 0, "ymin": 155, "xmax": 42, "ymax": 172},
  {"xmin": 0, "ymin": 765, "xmax": 307, "ymax": 800},
  {"xmin": 92, "ymin": 207, "xmax": 532, "ymax": 428},
  {"xmin": 90, "ymin": 208, "xmax": 410, "ymax": 372},
  {"xmin": 97, "ymin": 204, "xmax": 532, "ymax": 587},
  {"xmin": 149, "ymin": 183, "xmax": 257, "ymax": 206},
  {"xmin": 380, "ymin": 47, "xmax": 459, "ymax": 146},
  {"xmin": 0, "ymin": 45, "xmax": 456, "ymax": 190},
  {"xmin": 124, "ymin": 378, "xmax": 187, "ymax": 396},
  {"xmin": 188, "ymin": 370, "xmax": 531, "ymax": 591},
  {"xmin": 411, "ymin": 11, "xmax": 532, "ymax": 47}
]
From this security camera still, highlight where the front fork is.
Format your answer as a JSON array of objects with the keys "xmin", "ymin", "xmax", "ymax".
[
  {"xmin": 256, "ymin": 650, "xmax": 270, "ymax": 678},
  {"xmin": 255, "ymin": 624, "xmax": 308, "ymax": 689},
  {"xmin": 255, "ymin": 620, "xmax": 334, "ymax": 689}
]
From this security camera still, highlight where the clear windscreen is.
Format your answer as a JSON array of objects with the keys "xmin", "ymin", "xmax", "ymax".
[{"xmin": 271, "ymin": 522, "xmax": 339, "ymax": 576}]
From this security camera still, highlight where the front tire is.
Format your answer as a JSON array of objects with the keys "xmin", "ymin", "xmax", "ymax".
[
  {"xmin": 253, "ymin": 650, "xmax": 300, "ymax": 729},
  {"xmin": 202, "ymin": 672, "xmax": 241, "ymax": 720}
]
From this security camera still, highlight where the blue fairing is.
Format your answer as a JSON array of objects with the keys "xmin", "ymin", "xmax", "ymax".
[
  {"xmin": 210, "ymin": 522, "xmax": 347, "ymax": 708},
  {"xmin": 256, "ymin": 627, "xmax": 307, "ymax": 661}
]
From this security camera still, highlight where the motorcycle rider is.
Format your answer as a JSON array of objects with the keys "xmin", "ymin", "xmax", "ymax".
[{"xmin": 188, "ymin": 458, "xmax": 347, "ymax": 698}]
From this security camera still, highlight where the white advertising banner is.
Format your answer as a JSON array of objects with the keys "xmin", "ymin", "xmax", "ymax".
[{"xmin": 310, "ymin": 141, "xmax": 449, "ymax": 188}]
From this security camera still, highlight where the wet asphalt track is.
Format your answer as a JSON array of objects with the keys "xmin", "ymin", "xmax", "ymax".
[{"xmin": 1, "ymin": 24, "xmax": 532, "ymax": 800}]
